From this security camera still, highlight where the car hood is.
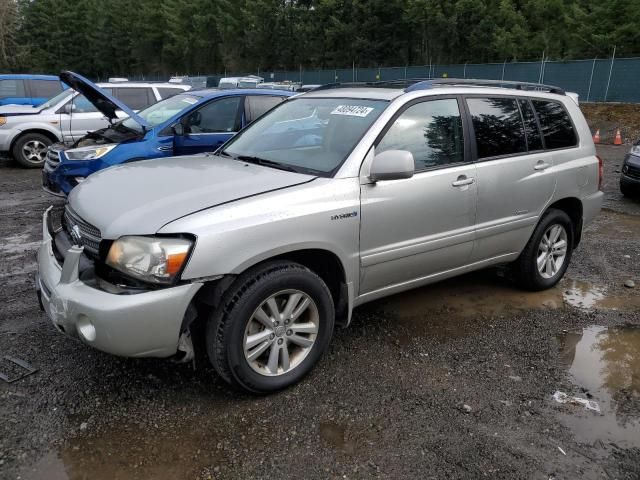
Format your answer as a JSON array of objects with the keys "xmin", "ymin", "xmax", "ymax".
[
  {"xmin": 68, "ymin": 155, "xmax": 316, "ymax": 238},
  {"xmin": 59, "ymin": 71, "xmax": 151, "ymax": 128},
  {"xmin": 0, "ymin": 104, "xmax": 41, "ymax": 115}
]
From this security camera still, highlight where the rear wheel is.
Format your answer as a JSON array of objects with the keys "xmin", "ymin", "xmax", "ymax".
[
  {"xmin": 206, "ymin": 261, "xmax": 335, "ymax": 393},
  {"xmin": 620, "ymin": 177, "xmax": 637, "ymax": 197},
  {"xmin": 12, "ymin": 133, "xmax": 52, "ymax": 168},
  {"xmin": 513, "ymin": 209, "xmax": 574, "ymax": 291}
]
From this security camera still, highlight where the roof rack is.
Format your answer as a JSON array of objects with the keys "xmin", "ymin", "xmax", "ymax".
[
  {"xmin": 310, "ymin": 78, "xmax": 565, "ymax": 95},
  {"xmin": 406, "ymin": 78, "xmax": 565, "ymax": 95}
]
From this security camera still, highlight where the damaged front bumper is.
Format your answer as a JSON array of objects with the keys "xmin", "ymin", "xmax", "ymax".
[{"xmin": 36, "ymin": 207, "xmax": 202, "ymax": 358}]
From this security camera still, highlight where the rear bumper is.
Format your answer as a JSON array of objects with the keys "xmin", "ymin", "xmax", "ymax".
[
  {"xmin": 36, "ymin": 207, "xmax": 203, "ymax": 358},
  {"xmin": 582, "ymin": 190, "xmax": 604, "ymax": 227}
]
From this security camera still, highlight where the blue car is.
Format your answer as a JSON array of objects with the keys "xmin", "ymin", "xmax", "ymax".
[
  {"xmin": 0, "ymin": 74, "xmax": 68, "ymax": 106},
  {"xmin": 43, "ymin": 72, "xmax": 294, "ymax": 196}
]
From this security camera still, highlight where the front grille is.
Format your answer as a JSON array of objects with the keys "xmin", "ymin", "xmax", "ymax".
[
  {"xmin": 625, "ymin": 164, "xmax": 640, "ymax": 180},
  {"xmin": 63, "ymin": 205, "xmax": 102, "ymax": 256},
  {"xmin": 45, "ymin": 147, "xmax": 60, "ymax": 168}
]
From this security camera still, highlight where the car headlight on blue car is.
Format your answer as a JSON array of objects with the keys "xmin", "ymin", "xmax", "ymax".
[
  {"xmin": 106, "ymin": 236, "xmax": 193, "ymax": 284},
  {"xmin": 65, "ymin": 144, "xmax": 118, "ymax": 161},
  {"xmin": 630, "ymin": 144, "xmax": 640, "ymax": 157}
]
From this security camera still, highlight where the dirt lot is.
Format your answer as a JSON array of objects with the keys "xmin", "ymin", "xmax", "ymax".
[{"xmin": 1, "ymin": 146, "xmax": 639, "ymax": 480}]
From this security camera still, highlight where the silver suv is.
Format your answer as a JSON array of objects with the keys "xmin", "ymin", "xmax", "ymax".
[
  {"xmin": 0, "ymin": 81, "xmax": 190, "ymax": 167},
  {"xmin": 36, "ymin": 79, "xmax": 603, "ymax": 393}
]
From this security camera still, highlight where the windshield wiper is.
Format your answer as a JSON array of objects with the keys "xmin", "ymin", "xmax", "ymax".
[{"xmin": 234, "ymin": 155, "xmax": 300, "ymax": 173}]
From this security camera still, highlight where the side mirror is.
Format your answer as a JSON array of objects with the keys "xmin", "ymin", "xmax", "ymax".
[
  {"xmin": 172, "ymin": 123, "xmax": 185, "ymax": 136},
  {"xmin": 369, "ymin": 150, "xmax": 415, "ymax": 182},
  {"xmin": 61, "ymin": 103, "xmax": 76, "ymax": 114}
]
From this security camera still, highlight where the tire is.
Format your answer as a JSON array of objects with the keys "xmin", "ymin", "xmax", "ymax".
[
  {"xmin": 512, "ymin": 208, "xmax": 574, "ymax": 291},
  {"xmin": 206, "ymin": 261, "xmax": 335, "ymax": 394},
  {"xmin": 620, "ymin": 177, "xmax": 637, "ymax": 197},
  {"xmin": 12, "ymin": 132, "xmax": 53, "ymax": 168}
]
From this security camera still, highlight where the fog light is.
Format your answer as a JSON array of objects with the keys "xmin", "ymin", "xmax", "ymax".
[
  {"xmin": 77, "ymin": 315, "xmax": 96, "ymax": 342},
  {"xmin": 74, "ymin": 177, "xmax": 86, "ymax": 183}
]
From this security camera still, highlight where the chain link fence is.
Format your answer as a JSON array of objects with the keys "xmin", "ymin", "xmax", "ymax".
[{"xmin": 130, "ymin": 57, "xmax": 640, "ymax": 103}]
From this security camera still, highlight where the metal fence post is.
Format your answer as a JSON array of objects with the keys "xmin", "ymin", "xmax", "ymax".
[
  {"xmin": 463, "ymin": 62, "xmax": 467, "ymax": 78},
  {"xmin": 501, "ymin": 59, "xmax": 506, "ymax": 80},
  {"xmin": 604, "ymin": 46, "xmax": 616, "ymax": 102},
  {"xmin": 586, "ymin": 57, "xmax": 596, "ymax": 102}
]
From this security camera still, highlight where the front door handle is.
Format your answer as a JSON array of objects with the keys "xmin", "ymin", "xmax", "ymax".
[
  {"xmin": 534, "ymin": 161, "xmax": 551, "ymax": 171},
  {"xmin": 452, "ymin": 176, "xmax": 475, "ymax": 187}
]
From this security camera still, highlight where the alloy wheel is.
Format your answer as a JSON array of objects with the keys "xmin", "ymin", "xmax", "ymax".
[
  {"xmin": 243, "ymin": 289, "xmax": 319, "ymax": 376},
  {"xmin": 537, "ymin": 224, "xmax": 568, "ymax": 279},
  {"xmin": 22, "ymin": 140, "xmax": 48, "ymax": 164}
]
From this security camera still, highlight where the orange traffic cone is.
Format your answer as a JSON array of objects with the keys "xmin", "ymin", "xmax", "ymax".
[
  {"xmin": 593, "ymin": 129, "xmax": 600, "ymax": 144},
  {"xmin": 614, "ymin": 129, "xmax": 623, "ymax": 145}
]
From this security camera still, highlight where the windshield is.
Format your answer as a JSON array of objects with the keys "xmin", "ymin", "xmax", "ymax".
[
  {"xmin": 39, "ymin": 89, "xmax": 73, "ymax": 110},
  {"xmin": 222, "ymin": 97, "xmax": 388, "ymax": 175},
  {"xmin": 238, "ymin": 81, "xmax": 258, "ymax": 88},
  {"xmin": 120, "ymin": 94, "xmax": 200, "ymax": 132}
]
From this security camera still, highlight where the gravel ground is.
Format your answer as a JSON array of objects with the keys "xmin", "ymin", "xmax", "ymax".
[{"xmin": 1, "ymin": 146, "xmax": 639, "ymax": 480}]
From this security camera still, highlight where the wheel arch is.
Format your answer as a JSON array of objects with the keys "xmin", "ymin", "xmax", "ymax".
[
  {"xmin": 10, "ymin": 128, "xmax": 61, "ymax": 152},
  {"xmin": 544, "ymin": 196, "xmax": 583, "ymax": 247},
  {"xmin": 194, "ymin": 247, "xmax": 351, "ymax": 328}
]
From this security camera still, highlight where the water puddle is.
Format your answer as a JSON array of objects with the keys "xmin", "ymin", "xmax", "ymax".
[
  {"xmin": 319, "ymin": 421, "xmax": 356, "ymax": 454},
  {"xmin": 365, "ymin": 272, "xmax": 638, "ymax": 336},
  {"xmin": 20, "ymin": 420, "xmax": 221, "ymax": 480},
  {"xmin": 556, "ymin": 325, "xmax": 640, "ymax": 449}
]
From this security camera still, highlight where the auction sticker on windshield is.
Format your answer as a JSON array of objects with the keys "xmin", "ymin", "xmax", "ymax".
[{"xmin": 331, "ymin": 105, "xmax": 374, "ymax": 117}]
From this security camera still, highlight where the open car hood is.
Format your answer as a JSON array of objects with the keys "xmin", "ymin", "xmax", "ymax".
[{"xmin": 59, "ymin": 71, "xmax": 151, "ymax": 129}]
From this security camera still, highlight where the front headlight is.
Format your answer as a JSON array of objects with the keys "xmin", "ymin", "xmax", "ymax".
[
  {"xmin": 106, "ymin": 236, "xmax": 193, "ymax": 284},
  {"xmin": 0, "ymin": 117, "xmax": 6, "ymax": 127},
  {"xmin": 630, "ymin": 144, "xmax": 640, "ymax": 157},
  {"xmin": 65, "ymin": 144, "xmax": 117, "ymax": 161}
]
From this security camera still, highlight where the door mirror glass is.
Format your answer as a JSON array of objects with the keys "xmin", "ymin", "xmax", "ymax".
[
  {"xmin": 61, "ymin": 103, "xmax": 76, "ymax": 114},
  {"xmin": 370, "ymin": 150, "xmax": 414, "ymax": 182},
  {"xmin": 172, "ymin": 123, "xmax": 185, "ymax": 136}
]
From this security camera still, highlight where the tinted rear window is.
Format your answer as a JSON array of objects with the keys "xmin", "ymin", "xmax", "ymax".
[
  {"xmin": 518, "ymin": 99, "xmax": 544, "ymax": 151},
  {"xmin": 157, "ymin": 87, "xmax": 186, "ymax": 99},
  {"xmin": 532, "ymin": 100, "xmax": 577, "ymax": 150},
  {"xmin": 29, "ymin": 79, "xmax": 63, "ymax": 98},
  {"xmin": 245, "ymin": 95, "xmax": 286, "ymax": 123},
  {"xmin": 115, "ymin": 87, "xmax": 154, "ymax": 110},
  {"xmin": 467, "ymin": 97, "xmax": 526, "ymax": 159},
  {"xmin": 0, "ymin": 79, "xmax": 25, "ymax": 98}
]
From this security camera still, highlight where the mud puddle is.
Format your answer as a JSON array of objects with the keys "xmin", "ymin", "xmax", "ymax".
[
  {"xmin": 556, "ymin": 325, "xmax": 640, "ymax": 450},
  {"xmin": 363, "ymin": 273, "xmax": 639, "ymax": 344},
  {"xmin": 19, "ymin": 401, "xmax": 362, "ymax": 479}
]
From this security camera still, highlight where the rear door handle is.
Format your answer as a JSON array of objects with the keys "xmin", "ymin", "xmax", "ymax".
[
  {"xmin": 534, "ymin": 161, "xmax": 551, "ymax": 171},
  {"xmin": 452, "ymin": 176, "xmax": 475, "ymax": 187}
]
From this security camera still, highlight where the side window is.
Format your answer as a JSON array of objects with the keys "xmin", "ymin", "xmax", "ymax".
[
  {"xmin": 70, "ymin": 94, "xmax": 98, "ymax": 113},
  {"xmin": 184, "ymin": 97, "xmax": 242, "ymax": 133},
  {"xmin": 29, "ymin": 80, "xmax": 63, "ymax": 98},
  {"xmin": 157, "ymin": 87, "xmax": 186, "ymax": 99},
  {"xmin": 0, "ymin": 79, "xmax": 25, "ymax": 99},
  {"xmin": 532, "ymin": 100, "xmax": 577, "ymax": 150},
  {"xmin": 115, "ymin": 87, "xmax": 154, "ymax": 110},
  {"xmin": 245, "ymin": 95, "xmax": 286, "ymax": 123},
  {"xmin": 518, "ymin": 99, "xmax": 543, "ymax": 151},
  {"xmin": 377, "ymin": 98, "xmax": 464, "ymax": 170},
  {"xmin": 67, "ymin": 89, "xmax": 112, "ymax": 113},
  {"xmin": 467, "ymin": 97, "xmax": 526, "ymax": 159}
]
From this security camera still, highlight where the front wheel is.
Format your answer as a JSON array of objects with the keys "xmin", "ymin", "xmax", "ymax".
[
  {"xmin": 206, "ymin": 261, "xmax": 335, "ymax": 393},
  {"xmin": 12, "ymin": 133, "xmax": 52, "ymax": 168},
  {"xmin": 512, "ymin": 209, "xmax": 574, "ymax": 291}
]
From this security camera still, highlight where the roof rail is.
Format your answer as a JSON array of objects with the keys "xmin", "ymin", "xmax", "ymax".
[
  {"xmin": 405, "ymin": 78, "xmax": 565, "ymax": 95},
  {"xmin": 309, "ymin": 78, "xmax": 565, "ymax": 95}
]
